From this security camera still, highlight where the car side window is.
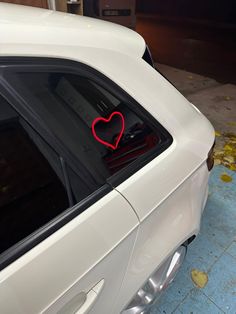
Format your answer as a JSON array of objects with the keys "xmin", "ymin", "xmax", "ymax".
[
  {"xmin": 13, "ymin": 71, "xmax": 164, "ymax": 190},
  {"xmin": 0, "ymin": 94, "xmax": 70, "ymax": 255},
  {"xmin": 0, "ymin": 62, "xmax": 172, "ymax": 266}
]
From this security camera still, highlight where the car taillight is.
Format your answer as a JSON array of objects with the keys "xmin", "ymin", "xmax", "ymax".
[{"xmin": 207, "ymin": 143, "xmax": 215, "ymax": 171}]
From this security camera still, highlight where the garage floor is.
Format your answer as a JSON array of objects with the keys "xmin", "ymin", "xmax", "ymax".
[{"xmin": 150, "ymin": 65, "xmax": 236, "ymax": 313}]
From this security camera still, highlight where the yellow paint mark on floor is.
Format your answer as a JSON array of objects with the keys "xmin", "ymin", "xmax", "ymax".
[
  {"xmin": 224, "ymin": 96, "xmax": 232, "ymax": 101},
  {"xmin": 214, "ymin": 132, "xmax": 236, "ymax": 171},
  {"xmin": 224, "ymin": 144, "xmax": 233, "ymax": 151},
  {"xmin": 227, "ymin": 122, "xmax": 236, "ymax": 127},
  {"xmin": 214, "ymin": 158, "xmax": 221, "ymax": 166},
  {"xmin": 221, "ymin": 173, "xmax": 233, "ymax": 183},
  {"xmin": 191, "ymin": 269, "xmax": 208, "ymax": 288},
  {"xmin": 215, "ymin": 131, "xmax": 221, "ymax": 137},
  {"xmin": 229, "ymin": 164, "xmax": 236, "ymax": 171}
]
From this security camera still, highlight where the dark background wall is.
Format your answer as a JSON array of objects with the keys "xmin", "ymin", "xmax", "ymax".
[{"xmin": 136, "ymin": 0, "xmax": 236, "ymax": 24}]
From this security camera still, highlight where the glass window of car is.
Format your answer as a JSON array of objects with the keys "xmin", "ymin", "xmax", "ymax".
[
  {"xmin": 0, "ymin": 94, "xmax": 69, "ymax": 255},
  {"xmin": 12, "ymin": 70, "xmax": 169, "ymax": 195}
]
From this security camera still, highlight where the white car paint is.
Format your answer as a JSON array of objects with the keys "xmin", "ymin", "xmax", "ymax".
[
  {"xmin": 0, "ymin": 3, "xmax": 145, "ymax": 59},
  {"xmin": 0, "ymin": 191, "xmax": 138, "ymax": 314},
  {"xmin": 0, "ymin": 3, "xmax": 215, "ymax": 314}
]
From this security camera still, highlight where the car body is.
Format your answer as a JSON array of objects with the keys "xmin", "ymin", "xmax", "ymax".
[{"xmin": 0, "ymin": 3, "xmax": 215, "ymax": 314}]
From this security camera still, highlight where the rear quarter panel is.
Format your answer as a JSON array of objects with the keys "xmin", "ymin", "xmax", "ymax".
[{"xmin": 113, "ymin": 162, "xmax": 210, "ymax": 313}]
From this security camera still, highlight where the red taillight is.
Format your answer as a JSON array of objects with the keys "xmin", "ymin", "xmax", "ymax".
[{"xmin": 207, "ymin": 143, "xmax": 215, "ymax": 171}]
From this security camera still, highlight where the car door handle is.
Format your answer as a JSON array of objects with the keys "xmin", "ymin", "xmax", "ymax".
[
  {"xmin": 57, "ymin": 279, "xmax": 105, "ymax": 314},
  {"xmin": 75, "ymin": 279, "xmax": 105, "ymax": 314},
  {"xmin": 74, "ymin": 289, "xmax": 96, "ymax": 314}
]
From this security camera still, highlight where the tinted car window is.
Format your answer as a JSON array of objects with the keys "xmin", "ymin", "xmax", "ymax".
[
  {"xmin": 15, "ymin": 71, "xmax": 162, "ymax": 186},
  {"xmin": 0, "ymin": 95, "xmax": 69, "ymax": 255}
]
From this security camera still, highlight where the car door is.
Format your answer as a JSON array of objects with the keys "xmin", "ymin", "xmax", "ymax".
[
  {"xmin": 0, "ymin": 62, "xmax": 139, "ymax": 314},
  {"xmin": 0, "ymin": 57, "xmax": 172, "ymax": 314}
]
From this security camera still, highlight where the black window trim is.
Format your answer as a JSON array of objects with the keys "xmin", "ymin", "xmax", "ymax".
[
  {"xmin": 142, "ymin": 45, "xmax": 155, "ymax": 68},
  {"xmin": 0, "ymin": 57, "xmax": 173, "ymax": 270}
]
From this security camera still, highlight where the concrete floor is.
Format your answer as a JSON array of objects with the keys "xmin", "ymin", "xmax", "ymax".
[{"xmin": 150, "ymin": 65, "xmax": 236, "ymax": 313}]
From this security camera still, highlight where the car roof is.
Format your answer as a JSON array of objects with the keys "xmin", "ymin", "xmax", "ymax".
[{"xmin": 0, "ymin": 3, "xmax": 146, "ymax": 58}]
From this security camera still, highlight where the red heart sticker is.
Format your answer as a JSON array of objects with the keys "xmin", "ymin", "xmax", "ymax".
[{"xmin": 92, "ymin": 111, "xmax": 125, "ymax": 150}]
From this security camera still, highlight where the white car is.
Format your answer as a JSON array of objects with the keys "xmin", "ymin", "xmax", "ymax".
[{"xmin": 0, "ymin": 3, "xmax": 215, "ymax": 314}]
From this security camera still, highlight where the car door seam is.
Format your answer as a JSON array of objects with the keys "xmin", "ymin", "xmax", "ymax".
[{"xmin": 114, "ymin": 188, "xmax": 140, "ymax": 223}]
